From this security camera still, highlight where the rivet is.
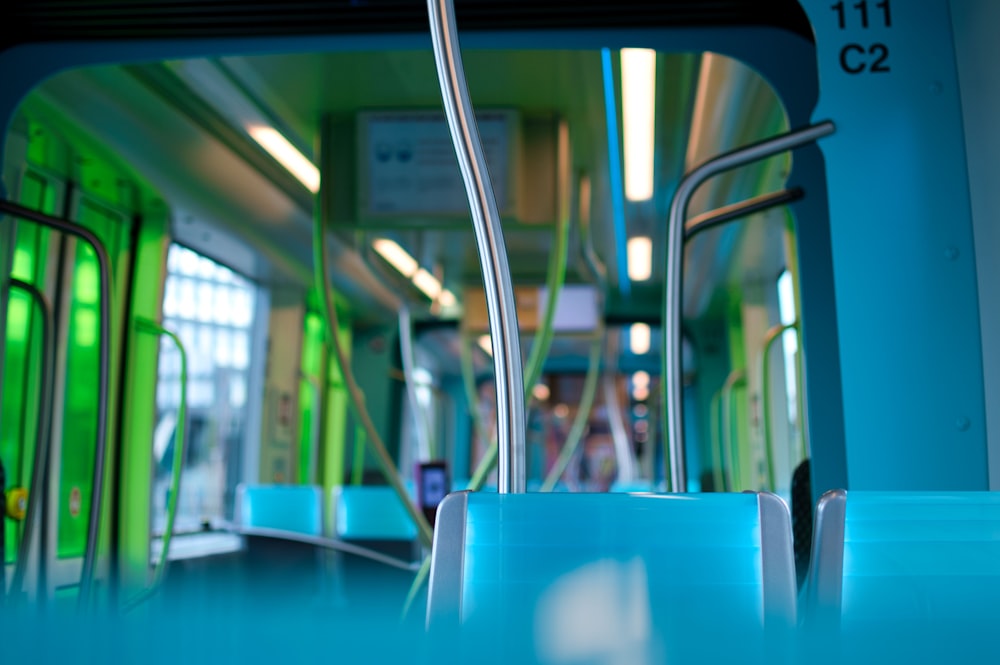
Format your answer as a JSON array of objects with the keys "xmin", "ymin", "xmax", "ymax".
[
  {"xmin": 945, "ymin": 246, "xmax": 960, "ymax": 261},
  {"xmin": 956, "ymin": 417, "xmax": 971, "ymax": 432}
]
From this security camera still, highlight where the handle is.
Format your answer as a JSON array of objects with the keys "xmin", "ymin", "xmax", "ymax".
[
  {"xmin": 0, "ymin": 199, "xmax": 112, "ymax": 612},
  {"xmin": 760, "ymin": 321, "xmax": 799, "ymax": 492},
  {"xmin": 121, "ymin": 318, "xmax": 187, "ymax": 612},
  {"xmin": 662, "ymin": 121, "xmax": 835, "ymax": 493},
  {"xmin": 6, "ymin": 279, "xmax": 55, "ymax": 602},
  {"xmin": 720, "ymin": 368, "xmax": 747, "ymax": 492}
]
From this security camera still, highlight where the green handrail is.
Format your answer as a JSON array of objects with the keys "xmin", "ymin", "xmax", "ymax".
[
  {"xmin": 708, "ymin": 390, "xmax": 725, "ymax": 492},
  {"xmin": 760, "ymin": 321, "xmax": 799, "ymax": 492},
  {"xmin": 122, "ymin": 318, "xmax": 187, "ymax": 612},
  {"xmin": 312, "ymin": 213, "xmax": 433, "ymax": 549},
  {"xmin": 720, "ymin": 368, "xmax": 747, "ymax": 491},
  {"xmin": 541, "ymin": 333, "xmax": 603, "ymax": 492}
]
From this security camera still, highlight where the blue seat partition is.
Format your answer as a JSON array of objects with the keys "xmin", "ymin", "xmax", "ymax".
[
  {"xmin": 805, "ymin": 490, "xmax": 1000, "ymax": 662},
  {"xmin": 427, "ymin": 491, "xmax": 796, "ymax": 664},
  {"xmin": 235, "ymin": 484, "xmax": 323, "ymax": 536},
  {"xmin": 332, "ymin": 486, "xmax": 418, "ymax": 541}
]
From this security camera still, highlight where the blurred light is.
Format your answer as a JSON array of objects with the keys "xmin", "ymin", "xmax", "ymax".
[
  {"xmin": 621, "ymin": 48, "xmax": 656, "ymax": 202},
  {"xmin": 533, "ymin": 384, "xmax": 551, "ymax": 401},
  {"xmin": 632, "ymin": 370, "xmax": 650, "ymax": 389},
  {"xmin": 246, "ymin": 125, "xmax": 320, "ymax": 193},
  {"xmin": 478, "ymin": 334, "xmax": 493, "ymax": 357},
  {"xmin": 411, "ymin": 268, "xmax": 442, "ymax": 300},
  {"xmin": 632, "ymin": 384, "xmax": 650, "ymax": 401},
  {"xmin": 554, "ymin": 403, "xmax": 570, "ymax": 419},
  {"xmin": 632, "ymin": 404, "xmax": 649, "ymax": 418},
  {"xmin": 630, "ymin": 323, "xmax": 650, "ymax": 355},
  {"xmin": 373, "ymin": 239, "xmax": 419, "ymax": 277},
  {"xmin": 439, "ymin": 289, "xmax": 458, "ymax": 308},
  {"xmin": 627, "ymin": 236, "xmax": 652, "ymax": 281}
]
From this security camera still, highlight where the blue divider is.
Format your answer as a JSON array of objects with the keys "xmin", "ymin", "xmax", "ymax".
[
  {"xmin": 429, "ymin": 491, "xmax": 795, "ymax": 664},
  {"xmin": 235, "ymin": 484, "xmax": 323, "ymax": 536},
  {"xmin": 333, "ymin": 486, "xmax": 418, "ymax": 541},
  {"xmin": 807, "ymin": 490, "xmax": 1000, "ymax": 663}
]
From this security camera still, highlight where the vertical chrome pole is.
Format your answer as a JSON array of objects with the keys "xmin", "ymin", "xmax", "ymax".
[
  {"xmin": 663, "ymin": 121, "xmax": 834, "ymax": 493},
  {"xmin": 427, "ymin": 0, "xmax": 526, "ymax": 493}
]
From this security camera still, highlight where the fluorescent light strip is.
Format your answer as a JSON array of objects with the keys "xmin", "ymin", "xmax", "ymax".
[
  {"xmin": 621, "ymin": 48, "xmax": 657, "ymax": 202},
  {"xmin": 247, "ymin": 125, "xmax": 320, "ymax": 194},
  {"xmin": 627, "ymin": 236, "xmax": 652, "ymax": 281},
  {"xmin": 630, "ymin": 323, "xmax": 651, "ymax": 355},
  {"xmin": 373, "ymin": 239, "xmax": 419, "ymax": 277},
  {"xmin": 478, "ymin": 334, "xmax": 493, "ymax": 357},
  {"xmin": 411, "ymin": 268, "xmax": 442, "ymax": 300}
]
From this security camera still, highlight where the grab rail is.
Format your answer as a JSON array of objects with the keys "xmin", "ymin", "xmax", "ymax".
[
  {"xmin": 0, "ymin": 199, "xmax": 112, "ymax": 612},
  {"xmin": 122, "ymin": 318, "xmax": 187, "ymax": 612},
  {"xmin": 399, "ymin": 306, "xmax": 435, "ymax": 462},
  {"xmin": 428, "ymin": 0, "xmax": 526, "ymax": 493},
  {"xmin": 7, "ymin": 279, "xmax": 55, "ymax": 602},
  {"xmin": 684, "ymin": 188, "xmax": 804, "ymax": 241},
  {"xmin": 760, "ymin": 321, "xmax": 799, "ymax": 492},
  {"xmin": 662, "ymin": 122, "xmax": 835, "ymax": 492},
  {"xmin": 541, "ymin": 333, "xmax": 603, "ymax": 491},
  {"xmin": 720, "ymin": 368, "xmax": 747, "ymax": 492}
]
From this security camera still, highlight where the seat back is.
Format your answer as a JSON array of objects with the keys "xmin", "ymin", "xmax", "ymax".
[
  {"xmin": 235, "ymin": 484, "xmax": 323, "ymax": 536},
  {"xmin": 807, "ymin": 490, "xmax": 1000, "ymax": 661},
  {"xmin": 427, "ymin": 491, "xmax": 795, "ymax": 663},
  {"xmin": 332, "ymin": 485, "xmax": 418, "ymax": 541}
]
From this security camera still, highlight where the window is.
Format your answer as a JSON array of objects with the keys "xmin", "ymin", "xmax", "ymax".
[{"xmin": 152, "ymin": 244, "xmax": 258, "ymax": 534}]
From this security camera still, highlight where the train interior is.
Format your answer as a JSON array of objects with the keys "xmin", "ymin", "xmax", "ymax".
[{"xmin": 2, "ymin": 1, "xmax": 1000, "ymax": 663}]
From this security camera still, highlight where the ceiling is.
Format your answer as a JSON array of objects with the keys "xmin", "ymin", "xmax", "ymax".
[{"xmin": 20, "ymin": 42, "xmax": 793, "ymax": 327}]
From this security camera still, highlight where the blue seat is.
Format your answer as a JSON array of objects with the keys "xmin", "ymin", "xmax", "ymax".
[
  {"xmin": 235, "ymin": 484, "xmax": 323, "ymax": 536},
  {"xmin": 332, "ymin": 486, "xmax": 419, "ymax": 541},
  {"xmin": 427, "ymin": 491, "xmax": 796, "ymax": 664},
  {"xmin": 805, "ymin": 490, "xmax": 1000, "ymax": 662}
]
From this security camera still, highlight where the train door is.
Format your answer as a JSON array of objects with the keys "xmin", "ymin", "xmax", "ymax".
[{"xmin": 2, "ymin": 124, "xmax": 136, "ymax": 606}]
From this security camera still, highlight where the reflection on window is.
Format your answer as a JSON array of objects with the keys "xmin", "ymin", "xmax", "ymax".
[{"xmin": 153, "ymin": 244, "xmax": 257, "ymax": 535}]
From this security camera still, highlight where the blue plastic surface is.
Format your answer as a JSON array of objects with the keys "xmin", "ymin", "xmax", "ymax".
[
  {"xmin": 335, "ymin": 486, "xmax": 418, "ymax": 541},
  {"xmin": 459, "ymin": 493, "xmax": 773, "ymax": 663},
  {"xmin": 236, "ymin": 484, "xmax": 323, "ymax": 536}
]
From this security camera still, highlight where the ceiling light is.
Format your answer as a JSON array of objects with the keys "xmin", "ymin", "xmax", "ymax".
[
  {"xmin": 621, "ymin": 48, "xmax": 657, "ymax": 202},
  {"xmin": 627, "ymin": 236, "xmax": 652, "ymax": 281},
  {"xmin": 246, "ymin": 125, "xmax": 320, "ymax": 194},
  {"xmin": 632, "ymin": 370, "xmax": 650, "ymax": 389},
  {"xmin": 438, "ymin": 289, "xmax": 458, "ymax": 308},
  {"xmin": 411, "ymin": 268, "xmax": 442, "ymax": 301},
  {"xmin": 533, "ymin": 384, "xmax": 551, "ymax": 401},
  {"xmin": 630, "ymin": 323, "xmax": 650, "ymax": 355},
  {"xmin": 632, "ymin": 384, "xmax": 650, "ymax": 402},
  {"xmin": 478, "ymin": 334, "xmax": 493, "ymax": 357},
  {"xmin": 373, "ymin": 239, "xmax": 419, "ymax": 278}
]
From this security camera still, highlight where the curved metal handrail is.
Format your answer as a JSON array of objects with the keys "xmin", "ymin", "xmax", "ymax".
[
  {"xmin": 541, "ymin": 332, "xmax": 604, "ymax": 491},
  {"xmin": 684, "ymin": 188, "xmax": 804, "ymax": 242},
  {"xmin": 662, "ymin": 121, "xmax": 835, "ymax": 493},
  {"xmin": 121, "ymin": 318, "xmax": 187, "ymax": 613},
  {"xmin": 720, "ymin": 368, "xmax": 747, "ymax": 492},
  {"xmin": 7, "ymin": 279, "xmax": 55, "ymax": 602},
  {"xmin": 0, "ymin": 199, "xmax": 112, "ymax": 612},
  {"xmin": 428, "ymin": 0, "xmax": 525, "ymax": 493},
  {"xmin": 399, "ymin": 306, "xmax": 435, "ymax": 462},
  {"xmin": 760, "ymin": 321, "xmax": 799, "ymax": 492}
]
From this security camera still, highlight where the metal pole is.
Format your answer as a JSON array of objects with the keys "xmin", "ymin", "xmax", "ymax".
[
  {"xmin": 399, "ymin": 306, "xmax": 434, "ymax": 462},
  {"xmin": 760, "ymin": 321, "xmax": 799, "ymax": 492},
  {"xmin": 427, "ymin": 0, "xmax": 526, "ymax": 493},
  {"xmin": 0, "ymin": 199, "xmax": 112, "ymax": 611},
  {"xmin": 662, "ymin": 121, "xmax": 834, "ymax": 493},
  {"xmin": 7, "ymin": 280, "xmax": 55, "ymax": 602},
  {"xmin": 684, "ymin": 188, "xmax": 804, "ymax": 241},
  {"xmin": 122, "ymin": 318, "xmax": 187, "ymax": 612},
  {"xmin": 720, "ymin": 368, "xmax": 747, "ymax": 492}
]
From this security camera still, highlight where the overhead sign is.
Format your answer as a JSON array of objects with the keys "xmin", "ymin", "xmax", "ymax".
[{"xmin": 357, "ymin": 110, "xmax": 518, "ymax": 221}]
